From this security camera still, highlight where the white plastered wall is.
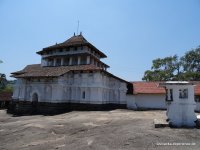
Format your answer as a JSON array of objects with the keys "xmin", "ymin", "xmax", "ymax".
[
  {"xmin": 127, "ymin": 94, "xmax": 166, "ymax": 110},
  {"xmin": 12, "ymin": 71, "xmax": 128, "ymax": 105}
]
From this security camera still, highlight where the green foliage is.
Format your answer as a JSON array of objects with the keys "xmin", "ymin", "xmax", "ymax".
[
  {"xmin": 0, "ymin": 73, "xmax": 7, "ymax": 90},
  {"xmin": 0, "ymin": 84, "xmax": 13, "ymax": 92},
  {"xmin": 142, "ymin": 46, "xmax": 200, "ymax": 81},
  {"xmin": 180, "ymin": 47, "xmax": 200, "ymax": 80},
  {"xmin": 0, "ymin": 61, "xmax": 10, "ymax": 91},
  {"xmin": 142, "ymin": 55, "xmax": 179, "ymax": 81}
]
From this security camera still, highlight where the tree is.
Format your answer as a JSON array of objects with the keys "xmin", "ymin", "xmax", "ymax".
[
  {"xmin": 0, "ymin": 73, "xmax": 7, "ymax": 90},
  {"xmin": 142, "ymin": 55, "xmax": 179, "ymax": 81},
  {"xmin": 142, "ymin": 46, "xmax": 200, "ymax": 81},
  {"xmin": 180, "ymin": 46, "xmax": 200, "ymax": 80},
  {"xmin": 0, "ymin": 60, "xmax": 7, "ymax": 90}
]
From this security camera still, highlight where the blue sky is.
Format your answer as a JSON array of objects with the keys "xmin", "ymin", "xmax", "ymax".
[{"xmin": 1, "ymin": 0, "xmax": 200, "ymax": 81}]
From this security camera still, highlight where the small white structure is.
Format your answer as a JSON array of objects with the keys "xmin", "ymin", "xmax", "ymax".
[
  {"xmin": 127, "ymin": 82, "xmax": 166, "ymax": 110},
  {"xmin": 160, "ymin": 81, "xmax": 197, "ymax": 127}
]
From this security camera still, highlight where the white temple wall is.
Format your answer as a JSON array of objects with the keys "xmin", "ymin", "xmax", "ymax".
[
  {"xmin": 25, "ymin": 83, "xmax": 49, "ymax": 102},
  {"xmin": 51, "ymin": 84, "xmax": 64, "ymax": 102},
  {"xmin": 58, "ymin": 71, "xmax": 128, "ymax": 104},
  {"xmin": 12, "ymin": 78, "xmax": 55, "ymax": 102},
  {"xmin": 13, "ymin": 76, "xmax": 200, "ymax": 110},
  {"xmin": 13, "ymin": 71, "xmax": 128, "ymax": 105},
  {"xmin": 12, "ymin": 79, "xmax": 26, "ymax": 100}
]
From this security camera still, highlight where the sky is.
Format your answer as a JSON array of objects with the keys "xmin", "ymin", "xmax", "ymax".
[{"xmin": 0, "ymin": 0, "xmax": 200, "ymax": 81}]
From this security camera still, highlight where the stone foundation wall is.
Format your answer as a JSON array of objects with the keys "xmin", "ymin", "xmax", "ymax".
[{"xmin": 8, "ymin": 100, "xmax": 126, "ymax": 115}]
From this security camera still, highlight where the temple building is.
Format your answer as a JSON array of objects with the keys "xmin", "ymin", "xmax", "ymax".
[{"xmin": 10, "ymin": 33, "xmax": 133, "ymax": 114}]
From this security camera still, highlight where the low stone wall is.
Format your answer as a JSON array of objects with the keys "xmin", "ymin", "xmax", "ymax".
[{"xmin": 7, "ymin": 100, "xmax": 126, "ymax": 115}]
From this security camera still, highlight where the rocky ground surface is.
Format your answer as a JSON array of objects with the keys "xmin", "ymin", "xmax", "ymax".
[{"xmin": 0, "ymin": 109, "xmax": 200, "ymax": 150}]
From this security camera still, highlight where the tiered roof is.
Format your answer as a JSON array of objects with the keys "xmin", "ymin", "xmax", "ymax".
[
  {"xmin": 11, "ymin": 34, "xmax": 132, "ymax": 88},
  {"xmin": 11, "ymin": 64, "xmax": 102, "ymax": 78},
  {"xmin": 11, "ymin": 64, "xmax": 129, "ymax": 84},
  {"xmin": 37, "ymin": 34, "xmax": 107, "ymax": 58}
]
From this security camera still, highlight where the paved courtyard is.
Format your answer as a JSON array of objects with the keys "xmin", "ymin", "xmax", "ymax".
[{"xmin": 0, "ymin": 109, "xmax": 200, "ymax": 150}]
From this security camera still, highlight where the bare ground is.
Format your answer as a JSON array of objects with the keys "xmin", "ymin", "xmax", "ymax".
[{"xmin": 0, "ymin": 109, "xmax": 200, "ymax": 150}]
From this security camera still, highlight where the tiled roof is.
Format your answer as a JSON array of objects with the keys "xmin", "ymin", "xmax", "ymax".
[
  {"xmin": 11, "ymin": 64, "xmax": 130, "ymax": 86},
  {"xmin": 45, "ymin": 34, "xmax": 88, "ymax": 49},
  {"xmin": 132, "ymin": 82, "xmax": 165, "ymax": 94},
  {"xmin": 194, "ymin": 82, "xmax": 200, "ymax": 95},
  {"xmin": 0, "ymin": 92, "xmax": 12, "ymax": 101},
  {"xmin": 132, "ymin": 81, "xmax": 200, "ymax": 95},
  {"xmin": 11, "ymin": 64, "xmax": 102, "ymax": 78},
  {"xmin": 37, "ymin": 34, "xmax": 107, "ymax": 58}
]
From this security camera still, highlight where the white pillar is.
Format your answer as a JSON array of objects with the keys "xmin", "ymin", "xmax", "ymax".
[
  {"xmin": 53, "ymin": 58, "xmax": 56, "ymax": 66},
  {"xmin": 78, "ymin": 56, "xmax": 81, "ymax": 65},
  {"xmin": 69, "ymin": 57, "xmax": 72, "ymax": 65},
  {"xmin": 87, "ymin": 56, "xmax": 90, "ymax": 64},
  {"xmin": 61, "ymin": 58, "xmax": 64, "ymax": 66}
]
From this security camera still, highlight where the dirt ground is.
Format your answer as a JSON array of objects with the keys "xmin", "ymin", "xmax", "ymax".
[{"xmin": 0, "ymin": 109, "xmax": 200, "ymax": 150}]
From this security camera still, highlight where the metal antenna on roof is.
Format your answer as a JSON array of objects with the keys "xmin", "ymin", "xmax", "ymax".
[{"xmin": 77, "ymin": 20, "xmax": 79, "ymax": 35}]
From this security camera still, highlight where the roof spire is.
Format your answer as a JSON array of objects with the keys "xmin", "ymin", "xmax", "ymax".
[
  {"xmin": 80, "ymin": 31, "xmax": 82, "ymax": 35},
  {"xmin": 77, "ymin": 20, "xmax": 79, "ymax": 36},
  {"xmin": 73, "ymin": 32, "xmax": 75, "ymax": 36}
]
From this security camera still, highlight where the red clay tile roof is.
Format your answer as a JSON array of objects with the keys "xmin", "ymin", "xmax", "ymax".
[
  {"xmin": 132, "ymin": 81, "xmax": 200, "ymax": 95},
  {"xmin": 132, "ymin": 82, "xmax": 165, "ymax": 94},
  {"xmin": 195, "ymin": 83, "xmax": 200, "ymax": 95},
  {"xmin": 0, "ymin": 92, "xmax": 12, "ymax": 101},
  {"xmin": 37, "ymin": 35, "xmax": 107, "ymax": 58},
  {"xmin": 11, "ymin": 64, "xmax": 102, "ymax": 78},
  {"xmin": 11, "ymin": 64, "xmax": 130, "ymax": 86}
]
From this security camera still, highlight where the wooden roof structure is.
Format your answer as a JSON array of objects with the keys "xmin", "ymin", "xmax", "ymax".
[
  {"xmin": 11, "ymin": 64, "xmax": 130, "ymax": 85},
  {"xmin": 37, "ymin": 34, "xmax": 107, "ymax": 58},
  {"xmin": 11, "ymin": 64, "xmax": 102, "ymax": 78}
]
